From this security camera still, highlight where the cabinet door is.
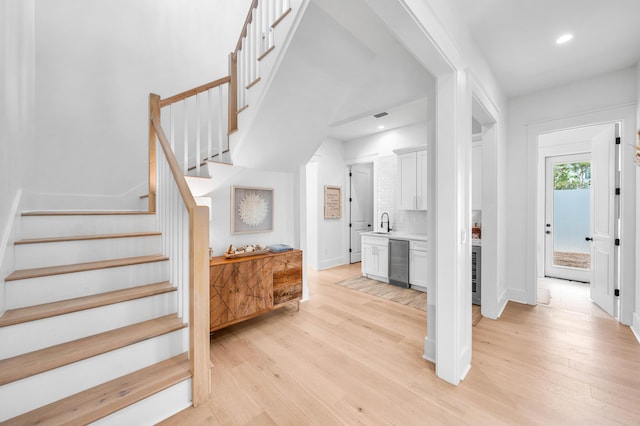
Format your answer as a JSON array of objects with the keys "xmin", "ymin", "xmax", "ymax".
[
  {"xmin": 409, "ymin": 249, "xmax": 428, "ymax": 287},
  {"xmin": 375, "ymin": 245, "xmax": 389, "ymax": 278},
  {"xmin": 234, "ymin": 257, "xmax": 273, "ymax": 319},
  {"xmin": 416, "ymin": 150, "xmax": 428, "ymax": 210},
  {"xmin": 362, "ymin": 244, "xmax": 377, "ymax": 275},
  {"xmin": 399, "ymin": 153, "xmax": 417, "ymax": 210},
  {"xmin": 209, "ymin": 263, "xmax": 235, "ymax": 329}
]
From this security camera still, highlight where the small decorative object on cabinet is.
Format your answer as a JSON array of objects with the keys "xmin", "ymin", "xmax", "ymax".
[{"xmin": 209, "ymin": 250, "xmax": 302, "ymax": 332}]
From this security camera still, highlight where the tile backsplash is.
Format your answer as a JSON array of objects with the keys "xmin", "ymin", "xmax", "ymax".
[{"xmin": 376, "ymin": 155, "xmax": 428, "ymax": 235}]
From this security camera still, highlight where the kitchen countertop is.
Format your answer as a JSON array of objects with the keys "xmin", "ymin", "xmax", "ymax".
[{"xmin": 361, "ymin": 231, "xmax": 427, "ymax": 242}]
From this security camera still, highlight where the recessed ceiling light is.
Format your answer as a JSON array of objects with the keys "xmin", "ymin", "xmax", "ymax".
[
  {"xmin": 378, "ymin": 125, "xmax": 385, "ymax": 130},
  {"xmin": 556, "ymin": 33, "xmax": 573, "ymax": 44}
]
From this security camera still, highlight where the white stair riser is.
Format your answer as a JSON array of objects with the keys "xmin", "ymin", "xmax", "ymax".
[
  {"xmin": 90, "ymin": 379, "xmax": 192, "ymax": 426},
  {"xmin": 0, "ymin": 328, "xmax": 188, "ymax": 422},
  {"xmin": 0, "ymin": 291, "xmax": 177, "ymax": 359},
  {"xmin": 14, "ymin": 235, "xmax": 162, "ymax": 269},
  {"xmin": 6, "ymin": 261, "xmax": 169, "ymax": 309},
  {"xmin": 21, "ymin": 214, "xmax": 156, "ymax": 239}
]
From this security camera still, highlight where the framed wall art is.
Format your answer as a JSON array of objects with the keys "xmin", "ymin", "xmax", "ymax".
[
  {"xmin": 324, "ymin": 185, "xmax": 341, "ymax": 219},
  {"xmin": 231, "ymin": 186, "xmax": 274, "ymax": 234}
]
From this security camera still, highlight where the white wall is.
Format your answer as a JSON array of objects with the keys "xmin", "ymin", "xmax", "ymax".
[
  {"xmin": 26, "ymin": 0, "xmax": 252, "ymax": 210},
  {"xmin": 208, "ymin": 168, "xmax": 296, "ymax": 257},
  {"xmin": 312, "ymin": 139, "xmax": 347, "ymax": 270},
  {"xmin": 507, "ymin": 67, "xmax": 638, "ymax": 309},
  {"xmin": 0, "ymin": 0, "xmax": 36, "ymax": 314}
]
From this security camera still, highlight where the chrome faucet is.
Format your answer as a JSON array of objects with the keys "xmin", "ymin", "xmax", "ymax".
[{"xmin": 380, "ymin": 212, "xmax": 392, "ymax": 233}]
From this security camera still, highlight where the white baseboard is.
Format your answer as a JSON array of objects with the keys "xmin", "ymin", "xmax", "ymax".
[
  {"xmin": 319, "ymin": 257, "xmax": 345, "ymax": 270},
  {"xmin": 422, "ymin": 335, "xmax": 435, "ymax": 363},
  {"xmin": 506, "ymin": 288, "xmax": 528, "ymax": 305},
  {"xmin": 495, "ymin": 288, "xmax": 510, "ymax": 318},
  {"xmin": 632, "ymin": 313, "xmax": 640, "ymax": 344}
]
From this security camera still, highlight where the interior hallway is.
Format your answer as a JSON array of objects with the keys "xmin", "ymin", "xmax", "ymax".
[{"xmin": 162, "ymin": 264, "xmax": 640, "ymax": 425}]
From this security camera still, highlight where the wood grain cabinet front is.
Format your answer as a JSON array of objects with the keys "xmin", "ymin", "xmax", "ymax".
[
  {"xmin": 272, "ymin": 251, "xmax": 303, "ymax": 306},
  {"xmin": 209, "ymin": 250, "xmax": 302, "ymax": 332}
]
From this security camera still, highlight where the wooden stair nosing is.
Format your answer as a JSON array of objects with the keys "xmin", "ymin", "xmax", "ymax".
[
  {"xmin": 0, "ymin": 314, "xmax": 186, "ymax": 386},
  {"xmin": 22, "ymin": 211, "xmax": 154, "ymax": 217},
  {"xmin": 15, "ymin": 232, "xmax": 162, "ymax": 245},
  {"xmin": 0, "ymin": 353, "xmax": 191, "ymax": 426},
  {"xmin": 0, "ymin": 281, "xmax": 175, "ymax": 328},
  {"xmin": 5, "ymin": 254, "xmax": 169, "ymax": 282}
]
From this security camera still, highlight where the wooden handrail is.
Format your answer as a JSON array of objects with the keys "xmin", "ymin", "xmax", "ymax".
[
  {"xmin": 159, "ymin": 76, "xmax": 231, "ymax": 108},
  {"xmin": 234, "ymin": 0, "xmax": 259, "ymax": 54},
  {"xmin": 148, "ymin": 93, "xmax": 210, "ymax": 406},
  {"xmin": 149, "ymin": 94, "xmax": 197, "ymax": 210}
]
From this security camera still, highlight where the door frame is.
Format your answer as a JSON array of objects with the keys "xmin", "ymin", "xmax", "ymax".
[
  {"xmin": 543, "ymin": 152, "xmax": 592, "ymax": 283},
  {"xmin": 348, "ymin": 162, "xmax": 374, "ymax": 263},
  {"xmin": 526, "ymin": 106, "xmax": 636, "ymax": 325}
]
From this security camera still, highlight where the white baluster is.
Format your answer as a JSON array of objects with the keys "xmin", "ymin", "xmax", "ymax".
[
  {"xmin": 170, "ymin": 104, "xmax": 175, "ymax": 152},
  {"xmin": 217, "ymin": 85, "xmax": 224, "ymax": 160},
  {"xmin": 183, "ymin": 99, "xmax": 188, "ymax": 174},
  {"xmin": 207, "ymin": 89, "xmax": 213, "ymax": 161},
  {"xmin": 195, "ymin": 94, "xmax": 201, "ymax": 175}
]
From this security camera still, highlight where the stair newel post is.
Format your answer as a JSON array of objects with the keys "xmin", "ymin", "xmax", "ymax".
[
  {"xmin": 149, "ymin": 93, "xmax": 161, "ymax": 213},
  {"xmin": 190, "ymin": 204, "xmax": 211, "ymax": 406},
  {"xmin": 229, "ymin": 52, "xmax": 238, "ymax": 134}
]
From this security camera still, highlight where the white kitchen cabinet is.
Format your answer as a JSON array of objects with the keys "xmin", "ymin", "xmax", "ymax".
[
  {"xmin": 361, "ymin": 235, "xmax": 389, "ymax": 280},
  {"xmin": 397, "ymin": 149, "xmax": 427, "ymax": 210},
  {"xmin": 472, "ymin": 142, "xmax": 482, "ymax": 210},
  {"xmin": 409, "ymin": 240, "xmax": 428, "ymax": 289}
]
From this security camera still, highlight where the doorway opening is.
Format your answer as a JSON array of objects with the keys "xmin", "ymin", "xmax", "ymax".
[
  {"xmin": 537, "ymin": 122, "xmax": 620, "ymax": 319},
  {"xmin": 348, "ymin": 162, "xmax": 373, "ymax": 263},
  {"xmin": 544, "ymin": 153, "xmax": 591, "ymax": 282}
]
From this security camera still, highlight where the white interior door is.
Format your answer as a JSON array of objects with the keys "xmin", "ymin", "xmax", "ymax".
[
  {"xmin": 544, "ymin": 153, "xmax": 591, "ymax": 282},
  {"xmin": 350, "ymin": 163, "xmax": 373, "ymax": 263},
  {"xmin": 589, "ymin": 124, "xmax": 617, "ymax": 317}
]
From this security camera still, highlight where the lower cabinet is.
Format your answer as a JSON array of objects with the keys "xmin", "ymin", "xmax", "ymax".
[
  {"xmin": 361, "ymin": 235, "xmax": 389, "ymax": 279},
  {"xmin": 209, "ymin": 250, "xmax": 302, "ymax": 332},
  {"xmin": 409, "ymin": 240, "xmax": 428, "ymax": 288}
]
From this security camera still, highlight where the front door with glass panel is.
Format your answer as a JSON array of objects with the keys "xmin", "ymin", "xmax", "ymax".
[{"xmin": 544, "ymin": 153, "xmax": 591, "ymax": 282}]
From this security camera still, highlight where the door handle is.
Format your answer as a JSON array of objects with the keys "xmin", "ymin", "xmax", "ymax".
[
  {"xmin": 367, "ymin": 224, "xmax": 372, "ymax": 227},
  {"xmin": 585, "ymin": 237, "xmax": 593, "ymax": 241}
]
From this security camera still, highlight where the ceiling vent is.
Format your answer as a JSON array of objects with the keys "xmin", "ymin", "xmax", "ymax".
[{"xmin": 373, "ymin": 112, "xmax": 389, "ymax": 118}]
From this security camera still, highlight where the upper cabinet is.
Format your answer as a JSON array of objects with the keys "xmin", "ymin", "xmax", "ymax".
[{"xmin": 396, "ymin": 147, "xmax": 427, "ymax": 210}]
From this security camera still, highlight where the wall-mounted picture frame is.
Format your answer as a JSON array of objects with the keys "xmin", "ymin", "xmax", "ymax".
[
  {"xmin": 231, "ymin": 186, "xmax": 274, "ymax": 234},
  {"xmin": 324, "ymin": 185, "xmax": 341, "ymax": 219}
]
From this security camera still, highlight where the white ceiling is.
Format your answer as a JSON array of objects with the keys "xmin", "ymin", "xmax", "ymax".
[{"xmin": 449, "ymin": 0, "xmax": 640, "ymax": 97}]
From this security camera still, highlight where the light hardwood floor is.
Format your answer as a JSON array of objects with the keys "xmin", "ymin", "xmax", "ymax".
[{"xmin": 161, "ymin": 264, "xmax": 640, "ymax": 425}]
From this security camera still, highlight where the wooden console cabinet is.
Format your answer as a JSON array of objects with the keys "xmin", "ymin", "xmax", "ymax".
[{"xmin": 209, "ymin": 250, "xmax": 302, "ymax": 332}]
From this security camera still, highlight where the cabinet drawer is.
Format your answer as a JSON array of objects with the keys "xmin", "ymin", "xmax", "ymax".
[
  {"xmin": 273, "ymin": 283, "xmax": 302, "ymax": 306},
  {"xmin": 272, "ymin": 251, "xmax": 302, "ymax": 289},
  {"xmin": 362, "ymin": 235, "xmax": 388, "ymax": 246},
  {"xmin": 410, "ymin": 240, "xmax": 428, "ymax": 251}
]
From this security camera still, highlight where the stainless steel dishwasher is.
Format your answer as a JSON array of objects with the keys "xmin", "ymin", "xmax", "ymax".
[{"xmin": 388, "ymin": 239, "xmax": 409, "ymax": 288}]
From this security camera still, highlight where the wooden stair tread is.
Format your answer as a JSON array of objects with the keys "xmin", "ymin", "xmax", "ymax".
[
  {"xmin": 5, "ymin": 254, "xmax": 169, "ymax": 281},
  {"xmin": 0, "ymin": 353, "xmax": 191, "ymax": 426},
  {"xmin": 0, "ymin": 281, "xmax": 175, "ymax": 327},
  {"xmin": 0, "ymin": 314, "xmax": 186, "ymax": 386},
  {"xmin": 22, "ymin": 211, "xmax": 154, "ymax": 216},
  {"xmin": 15, "ymin": 232, "xmax": 162, "ymax": 245}
]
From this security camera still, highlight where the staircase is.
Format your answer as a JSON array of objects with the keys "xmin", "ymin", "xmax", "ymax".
[
  {"xmin": 0, "ymin": 0, "xmax": 304, "ymax": 423},
  {"xmin": 0, "ymin": 211, "xmax": 192, "ymax": 424}
]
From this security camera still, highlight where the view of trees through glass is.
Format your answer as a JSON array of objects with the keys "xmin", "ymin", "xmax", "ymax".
[{"xmin": 553, "ymin": 162, "xmax": 591, "ymax": 190}]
